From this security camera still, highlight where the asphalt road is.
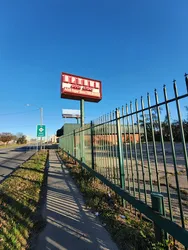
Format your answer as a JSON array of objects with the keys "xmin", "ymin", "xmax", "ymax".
[{"xmin": 0, "ymin": 146, "xmax": 36, "ymax": 182}]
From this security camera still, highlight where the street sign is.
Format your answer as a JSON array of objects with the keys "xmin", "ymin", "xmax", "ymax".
[{"xmin": 37, "ymin": 125, "xmax": 46, "ymax": 137}]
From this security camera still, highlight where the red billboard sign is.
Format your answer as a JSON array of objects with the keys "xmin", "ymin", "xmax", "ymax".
[{"xmin": 61, "ymin": 72, "xmax": 102, "ymax": 102}]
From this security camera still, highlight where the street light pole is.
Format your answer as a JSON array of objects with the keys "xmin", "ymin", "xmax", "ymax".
[
  {"xmin": 40, "ymin": 107, "xmax": 43, "ymax": 150},
  {"xmin": 26, "ymin": 104, "xmax": 43, "ymax": 151}
]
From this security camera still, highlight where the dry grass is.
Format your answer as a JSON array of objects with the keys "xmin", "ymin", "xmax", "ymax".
[{"xmin": 58, "ymin": 151, "xmax": 180, "ymax": 250}]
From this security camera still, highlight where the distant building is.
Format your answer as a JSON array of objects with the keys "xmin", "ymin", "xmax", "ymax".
[
  {"xmin": 59, "ymin": 123, "xmax": 144, "ymax": 146},
  {"xmin": 51, "ymin": 135, "xmax": 58, "ymax": 143},
  {"xmin": 56, "ymin": 123, "xmax": 80, "ymax": 137},
  {"xmin": 26, "ymin": 135, "xmax": 31, "ymax": 142}
]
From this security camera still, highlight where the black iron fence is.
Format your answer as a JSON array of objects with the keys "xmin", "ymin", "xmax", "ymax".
[{"xmin": 59, "ymin": 74, "xmax": 188, "ymax": 247}]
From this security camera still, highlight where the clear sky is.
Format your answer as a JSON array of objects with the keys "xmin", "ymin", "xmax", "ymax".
[{"xmin": 0, "ymin": 0, "xmax": 188, "ymax": 138}]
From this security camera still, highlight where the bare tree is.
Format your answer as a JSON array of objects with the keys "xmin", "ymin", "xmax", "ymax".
[
  {"xmin": 17, "ymin": 135, "xmax": 27, "ymax": 144},
  {"xmin": 0, "ymin": 133, "xmax": 14, "ymax": 145}
]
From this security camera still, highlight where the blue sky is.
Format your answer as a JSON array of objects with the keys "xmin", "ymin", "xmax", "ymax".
[{"xmin": 0, "ymin": 0, "xmax": 188, "ymax": 138}]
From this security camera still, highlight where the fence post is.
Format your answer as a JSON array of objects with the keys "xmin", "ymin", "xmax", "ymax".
[
  {"xmin": 90, "ymin": 121, "xmax": 95, "ymax": 170},
  {"xmin": 80, "ymin": 99, "xmax": 85, "ymax": 163},
  {"xmin": 151, "ymin": 192, "xmax": 168, "ymax": 243},
  {"xmin": 115, "ymin": 108, "xmax": 125, "ymax": 205},
  {"xmin": 73, "ymin": 130, "xmax": 76, "ymax": 158}
]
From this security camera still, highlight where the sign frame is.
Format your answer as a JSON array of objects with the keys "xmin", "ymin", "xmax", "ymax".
[{"xmin": 60, "ymin": 72, "xmax": 102, "ymax": 103}]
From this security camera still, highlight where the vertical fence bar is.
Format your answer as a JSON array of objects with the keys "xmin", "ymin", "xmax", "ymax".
[
  {"xmin": 71, "ymin": 133, "xmax": 74, "ymax": 156},
  {"xmin": 80, "ymin": 99, "xmax": 85, "ymax": 162},
  {"xmin": 135, "ymin": 99, "xmax": 147, "ymax": 203},
  {"xmin": 122, "ymin": 106, "xmax": 130, "ymax": 193},
  {"xmin": 173, "ymin": 81, "xmax": 188, "ymax": 181},
  {"xmin": 130, "ymin": 102, "xmax": 141, "ymax": 200},
  {"xmin": 126, "ymin": 104, "xmax": 135, "ymax": 196},
  {"xmin": 108, "ymin": 113, "xmax": 113, "ymax": 182},
  {"xmin": 147, "ymin": 93, "xmax": 161, "ymax": 193},
  {"xmin": 98, "ymin": 117, "xmax": 102, "ymax": 174},
  {"xmin": 101, "ymin": 115, "xmax": 106, "ymax": 178},
  {"xmin": 164, "ymin": 85, "xmax": 185, "ymax": 228},
  {"xmin": 113, "ymin": 111, "xmax": 119, "ymax": 185},
  {"xmin": 103, "ymin": 116, "xmax": 107, "ymax": 177},
  {"xmin": 90, "ymin": 121, "xmax": 95, "ymax": 170},
  {"xmin": 141, "ymin": 96, "xmax": 153, "ymax": 192},
  {"xmin": 93, "ymin": 121, "xmax": 96, "ymax": 171},
  {"xmin": 78, "ymin": 128, "xmax": 81, "ymax": 161},
  {"xmin": 100, "ymin": 116, "xmax": 104, "ymax": 175},
  {"xmin": 116, "ymin": 108, "xmax": 125, "ymax": 191},
  {"xmin": 106, "ymin": 114, "xmax": 111, "ymax": 181},
  {"xmin": 76, "ymin": 131, "xmax": 79, "ymax": 159},
  {"xmin": 104, "ymin": 114, "xmax": 109, "ymax": 178},
  {"xmin": 155, "ymin": 89, "xmax": 173, "ymax": 221},
  {"xmin": 73, "ymin": 130, "xmax": 76, "ymax": 158},
  {"xmin": 95, "ymin": 119, "xmax": 99, "ymax": 172},
  {"xmin": 99, "ymin": 117, "xmax": 103, "ymax": 175},
  {"xmin": 111, "ymin": 111, "xmax": 117, "ymax": 184}
]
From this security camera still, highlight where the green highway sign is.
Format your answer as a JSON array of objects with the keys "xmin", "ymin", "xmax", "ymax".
[{"xmin": 37, "ymin": 125, "xmax": 46, "ymax": 137}]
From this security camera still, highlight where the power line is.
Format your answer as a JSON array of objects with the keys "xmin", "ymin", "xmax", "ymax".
[{"xmin": 0, "ymin": 109, "xmax": 39, "ymax": 116}]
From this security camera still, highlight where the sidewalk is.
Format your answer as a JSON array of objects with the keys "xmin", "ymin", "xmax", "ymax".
[{"xmin": 35, "ymin": 150, "xmax": 119, "ymax": 250}]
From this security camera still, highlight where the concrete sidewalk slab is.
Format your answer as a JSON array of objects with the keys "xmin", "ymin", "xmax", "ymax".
[{"xmin": 35, "ymin": 150, "xmax": 119, "ymax": 250}]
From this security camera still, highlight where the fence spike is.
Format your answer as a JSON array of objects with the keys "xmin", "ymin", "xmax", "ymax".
[
  {"xmin": 173, "ymin": 79, "xmax": 176, "ymax": 87},
  {"xmin": 125, "ymin": 103, "xmax": 128, "ymax": 116},
  {"xmin": 135, "ymin": 99, "xmax": 138, "ymax": 108},
  {"xmin": 184, "ymin": 73, "xmax": 188, "ymax": 92}
]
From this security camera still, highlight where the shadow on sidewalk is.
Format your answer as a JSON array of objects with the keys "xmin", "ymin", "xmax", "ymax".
[{"xmin": 37, "ymin": 153, "xmax": 117, "ymax": 250}]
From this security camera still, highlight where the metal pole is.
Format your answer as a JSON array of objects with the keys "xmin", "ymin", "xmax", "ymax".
[
  {"xmin": 116, "ymin": 108, "xmax": 125, "ymax": 206},
  {"xmin": 73, "ymin": 129, "xmax": 76, "ymax": 158},
  {"xmin": 90, "ymin": 121, "xmax": 95, "ymax": 170},
  {"xmin": 44, "ymin": 127, "xmax": 46, "ymax": 150},
  {"xmin": 80, "ymin": 99, "xmax": 84, "ymax": 127},
  {"xmin": 40, "ymin": 107, "xmax": 43, "ymax": 150},
  {"xmin": 80, "ymin": 99, "xmax": 85, "ymax": 162},
  {"xmin": 46, "ymin": 128, "xmax": 48, "ymax": 148}
]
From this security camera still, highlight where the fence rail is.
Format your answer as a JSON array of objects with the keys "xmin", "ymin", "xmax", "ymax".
[{"xmin": 59, "ymin": 75, "xmax": 188, "ymax": 247}]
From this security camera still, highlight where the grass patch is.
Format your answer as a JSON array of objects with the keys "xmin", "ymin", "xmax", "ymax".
[
  {"xmin": 58, "ymin": 151, "xmax": 179, "ymax": 250},
  {"xmin": 0, "ymin": 150, "xmax": 48, "ymax": 250},
  {"xmin": 0, "ymin": 144, "xmax": 26, "ymax": 149}
]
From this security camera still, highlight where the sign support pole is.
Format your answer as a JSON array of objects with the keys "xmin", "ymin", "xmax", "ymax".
[
  {"xmin": 80, "ymin": 99, "xmax": 84, "ymax": 126},
  {"xmin": 80, "ymin": 99, "xmax": 85, "ymax": 162}
]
